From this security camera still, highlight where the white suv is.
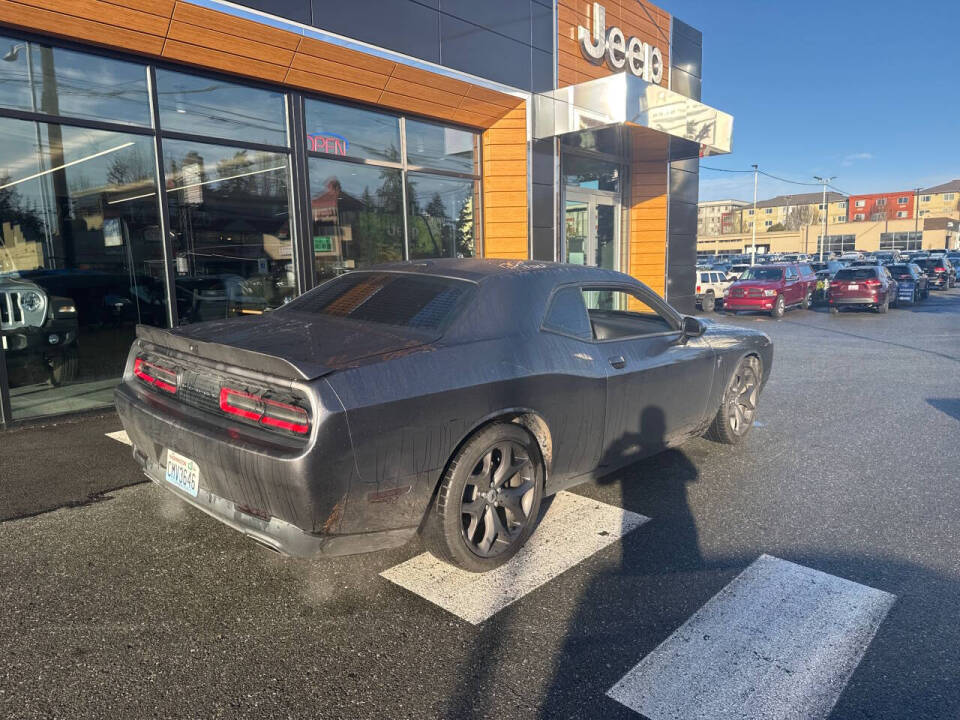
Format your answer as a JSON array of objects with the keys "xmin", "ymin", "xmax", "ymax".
[{"xmin": 696, "ymin": 270, "xmax": 732, "ymax": 312}]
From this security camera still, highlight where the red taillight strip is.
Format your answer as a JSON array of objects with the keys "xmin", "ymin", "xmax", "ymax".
[
  {"xmin": 134, "ymin": 357, "xmax": 177, "ymax": 394},
  {"xmin": 219, "ymin": 387, "xmax": 309, "ymax": 435}
]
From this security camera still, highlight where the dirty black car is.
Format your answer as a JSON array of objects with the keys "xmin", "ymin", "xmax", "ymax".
[{"xmin": 115, "ymin": 260, "xmax": 773, "ymax": 572}]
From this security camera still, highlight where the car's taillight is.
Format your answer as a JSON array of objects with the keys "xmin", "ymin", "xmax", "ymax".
[
  {"xmin": 863, "ymin": 278, "xmax": 881, "ymax": 286},
  {"xmin": 696, "ymin": 285, "xmax": 701, "ymax": 293},
  {"xmin": 935, "ymin": 267, "xmax": 945, "ymax": 272},
  {"xmin": 219, "ymin": 387, "xmax": 309, "ymax": 435},
  {"xmin": 133, "ymin": 357, "xmax": 177, "ymax": 394}
]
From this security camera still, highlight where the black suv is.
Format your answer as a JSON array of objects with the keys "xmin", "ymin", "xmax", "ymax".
[
  {"xmin": 885, "ymin": 263, "xmax": 929, "ymax": 302},
  {"xmin": 914, "ymin": 258, "xmax": 953, "ymax": 290}
]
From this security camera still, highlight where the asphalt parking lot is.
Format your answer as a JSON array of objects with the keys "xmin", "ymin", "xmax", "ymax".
[{"xmin": 2, "ymin": 288, "xmax": 959, "ymax": 719}]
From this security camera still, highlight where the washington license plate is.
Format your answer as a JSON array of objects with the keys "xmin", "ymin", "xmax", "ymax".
[{"xmin": 165, "ymin": 450, "xmax": 200, "ymax": 497}]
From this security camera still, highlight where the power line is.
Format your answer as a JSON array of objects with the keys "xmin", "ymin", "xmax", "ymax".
[
  {"xmin": 700, "ymin": 165, "xmax": 754, "ymax": 173},
  {"xmin": 757, "ymin": 170, "xmax": 820, "ymax": 187}
]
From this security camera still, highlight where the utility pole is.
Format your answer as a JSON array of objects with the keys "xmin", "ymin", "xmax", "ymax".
[
  {"xmin": 813, "ymin": 175, "xmax": 836, "ymax": 262},
  {"xmin": 751, "ymin": 164, "xmax": 758, "ymax": 265}
]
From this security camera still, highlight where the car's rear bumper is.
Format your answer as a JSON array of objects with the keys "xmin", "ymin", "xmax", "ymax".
[
  {"xmin": 136, "ymin": 448, "xmax": 415, "ymax": 557},
  {"xmin": 828, "ymin": 296, "xmax": 879, "ymax": 305}
]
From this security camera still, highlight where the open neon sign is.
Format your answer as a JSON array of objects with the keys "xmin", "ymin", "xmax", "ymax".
[{"xmin": 307, "ymin": 132, "xmax": 349, "ymax": 155}]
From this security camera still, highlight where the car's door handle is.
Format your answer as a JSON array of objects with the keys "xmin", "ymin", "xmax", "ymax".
[{"xmin": 608, "ymin": 355, "xmax": 626, "ymax": 369}]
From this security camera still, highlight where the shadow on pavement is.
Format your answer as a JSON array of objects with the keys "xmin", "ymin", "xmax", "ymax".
[{"xmin": 927, "ymin": 397, "xmax": 960, "ymax": 422}]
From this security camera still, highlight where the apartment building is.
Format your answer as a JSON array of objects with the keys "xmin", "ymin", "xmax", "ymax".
[
  {"xmin": 697, "ymin": 199, "xmax": 748, "ymax": 236},
  {"xmin": 847, "ymin": 191, "xmax": 915, "ymax": 222},
  {"xmin": 738, "ymin": 191, "xmax": 847, "ymax": 233},
  {"xmin": 917, "ymin": 180, "xmax": 960, "ymax": 218}
]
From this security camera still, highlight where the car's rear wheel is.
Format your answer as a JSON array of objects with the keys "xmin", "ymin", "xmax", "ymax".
[
  {"xmin": 801, "ymin": 290, "xmax": 812, "ymax": 309},
  {"xmin": 829, "ymin": 306, "xmax": 839, "ymax": 314},
  {"xmin": 706, "ymin": 355, "xmax": 761, "ymax": 445},
  {"xmin": 702, "ymin": 292, "xmax": 715, "ymax": 313},
  {"xmin": 876, "ymin": 298, "xmax": 888, "ymax": 313},
  {"xmin": 425, "ymin": 423, "xmax": 544, "ymax": 572},
  {"xmin": 770, "ymin": 295, "xmax": 785, "ymax": 318}
]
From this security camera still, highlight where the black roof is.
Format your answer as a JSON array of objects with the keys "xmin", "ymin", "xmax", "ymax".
[{"xmin": 361, "ymin": 258, "xmax": 633, "ymax": 285}]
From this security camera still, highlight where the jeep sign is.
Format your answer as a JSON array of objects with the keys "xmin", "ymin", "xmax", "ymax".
[{"xmin": 578, "ymin": 2, "xmax": 663, "ymax": 84}]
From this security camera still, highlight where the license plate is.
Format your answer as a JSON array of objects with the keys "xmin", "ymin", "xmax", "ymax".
[
  {"xmin": 165, "ymin": 450, "xmax": 200, "ymax": 497},
  {"xmin": 847, "ymin": 284, "xmax": 859, "ymax": 290}
]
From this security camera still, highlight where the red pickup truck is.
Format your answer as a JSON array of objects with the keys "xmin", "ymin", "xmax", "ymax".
[{"xmin": 722, "ymin": 262, "xmax": 818, "ymax": 319}]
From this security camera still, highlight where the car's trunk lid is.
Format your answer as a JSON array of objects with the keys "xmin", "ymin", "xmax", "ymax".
[{"xmin": 137, "ymin": 312, "xmax": 438, "ymax": 381}]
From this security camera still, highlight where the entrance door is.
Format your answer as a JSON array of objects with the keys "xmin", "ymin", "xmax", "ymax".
[{"xmin": 565, "ymin": 190, "xmax": 619, "ymax": 270}]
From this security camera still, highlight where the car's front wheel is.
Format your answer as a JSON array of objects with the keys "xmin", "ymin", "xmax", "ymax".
[
  {"xmin": 425, "ymin": 423, "xmax": 544, "ymax": 572},
  {"xmin": 702, "ymin": 292, "xmax": 715, "ymax": 313},
  {"xmin": 706, "ymin": 355, "xmax": 761, "ymax": 445},
  {"xmin": 769, "ymin": 295, "xmax": 785, "ymax": 319}
]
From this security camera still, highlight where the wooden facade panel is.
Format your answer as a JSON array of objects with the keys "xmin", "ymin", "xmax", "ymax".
[
  {"xmin": 108, "ymin": 0, "xmax": 175, "ymax": 17},
  {"xmin": 16, "ymin": 0, "xmax": 170, "ymax": 34},
  {"xmin": 390, "ymin": 63, "xmax": 471, "ymax": 96},
  {"xmin": 291, "ymin": 52, "xmax": 391, "ymax": 91},
  {"xmin": 483, "ymin": 128, "xmax": 527, "ymax": 146},
  {"xmin": 466, "ymin": 84, "xmax": 521, "ymax": 109},
  {"xmin": 483, "ymin": 191, "xmax": 527, "ymax": 207},
  {"xmin": 378, "ymin": 91, "xmax": 459, "ymax": 120},
  {"xmin": 296, "ymin": 36, "xmax": 396, "ymax": 76},
  {"xmin": 482, "ymin": 160, "xmax": 527, "ymax": 177},
  {"xmin": 483, "ymin": 175, "xmax": 527, "ymax": 193},
  {"xmin": 484, "ymin": 206, "xmax": 527, "ymax": 224},
  {"xmin": 484, "ymin": 144, "xmax": 526, "ymax": 162},
  {"xmin": 0, "ymin": 1, "xmax": 166, "ymax": 53},
  {"xmin": 383, "ymin": 76, "xmax": 462, "ymax": 109},
  {"xmin": 451, "ymin": 109, "xmax": 500, "ymax": 128},
  {"xmin": 284, "ymin": 68, "xmax": 382, "ymax": 103},
  {"xmin": 171, "ymin": 2, "xmax": 299, "ymax": 49},
  {"xmin": 167, "ymin": 21, "xmax": 295, "ymax": 67},
  {"xmin": 484, "ymin": 222, "xmax": 528, "ymax": 239},
  {"xmin": 162, "ymin": 38, "xmax": 288, "ymax": 82}
]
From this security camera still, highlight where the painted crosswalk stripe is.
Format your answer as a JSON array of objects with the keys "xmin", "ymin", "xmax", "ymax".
[
  {"xmin": 106, "ymin": 430, "xmax": 131, "ymax": 446},
  {"xmin": 381, "ymin": 491, "xmax": 649, "ymax": 625},
  {"xmin": 607, "ymin": 553, "xmax": 895, "ymax": 720}
]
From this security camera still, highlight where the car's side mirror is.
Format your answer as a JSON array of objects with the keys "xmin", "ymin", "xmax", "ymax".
[{"xmin": 680, "ymin": 316, "xmax": 706, "ymax": 342}]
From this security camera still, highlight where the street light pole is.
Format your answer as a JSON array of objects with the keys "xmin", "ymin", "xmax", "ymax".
[
  {"xmin": 751, "ymin": 164, "xmax": 758, "ymax": 265},
  {"xmin": 813, "ymin": 175, "xmax": 836, "ymax": 262}
]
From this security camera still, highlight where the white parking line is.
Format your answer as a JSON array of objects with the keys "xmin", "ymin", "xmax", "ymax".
[
  {"xmin": 607, "ymin": 554, "xmax": 895, "ymax": 720},
  {"xmin": 381, "ymin": 491, "xmax": 649, "ymax": 625},
  {"xmin": 105, "ymin": 430, "xmax": 131, "ymax": 446}
]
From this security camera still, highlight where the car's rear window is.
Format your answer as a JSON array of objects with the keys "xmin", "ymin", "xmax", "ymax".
[
  {"xmin": 834, "ymin": 268, "xmax": 878, "ymax": 280},
  {"xmin": 887, "ymin": 265, "xmax": 911, "ymax": 274},
  {"xmin": 282, "ymin": 272, "xmax": 472, "ymax": 330}
]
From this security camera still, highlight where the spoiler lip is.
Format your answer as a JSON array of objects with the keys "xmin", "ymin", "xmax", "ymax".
[{"xmin": 135, "ymin": 324, "xmax": 331, "ymax": 381}]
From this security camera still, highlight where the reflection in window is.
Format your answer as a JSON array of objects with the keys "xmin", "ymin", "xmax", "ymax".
[
  {"xmin": 405, "ymin": 119, "xmax": 478, "ymax": 173},
  {"xmin": 0, "ymin": 35, "xmax": 150, "ymax": 126},
  {"xmin": 407, "ymin": 173, "xmax": 477, "ymax": 260},
  {"xmin": 307, "ymin": 158, "xmax": 404, "ymax": 281},
  {"xmin": 155, "ymin": 68, "xmax": 287, "ymax": 146},
  {"xmin": 304, "ymin": 99, "xmax": 400, "ymax": 163},
  {"xmin": 0, "ymin": 116, "xmax": 163, "ymax": 418},
  {"xmin": 163, "ymin": 139, "xmax": 295, "ymax": 324},
  {"xmin": 563, "ymin": 154, "xmax": 620, "ymax": 192}
]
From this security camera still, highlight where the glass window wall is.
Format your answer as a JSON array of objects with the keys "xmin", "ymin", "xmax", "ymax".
[{"xmin": 0, "ymin": 32, "xmax": 483, "ymax": 424}]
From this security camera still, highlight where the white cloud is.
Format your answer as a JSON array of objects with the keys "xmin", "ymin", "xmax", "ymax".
[{"xmin": 841, "ymin": 152, "xmax": 873, "ymax": 167}]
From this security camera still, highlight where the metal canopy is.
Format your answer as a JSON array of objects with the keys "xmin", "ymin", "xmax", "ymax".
[{"xmin": 533, "ymin": 73, "xmax": 733, "ymax": 157}]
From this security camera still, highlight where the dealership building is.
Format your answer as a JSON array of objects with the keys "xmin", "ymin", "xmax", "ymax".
[{"xmin": 0, "ymin": 0, "xmax": 731, "ymax": 425}]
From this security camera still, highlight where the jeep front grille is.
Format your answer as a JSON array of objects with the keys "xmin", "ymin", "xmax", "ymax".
[{"xmin": 1, "ymin": 291, "xmax": 25, "ymax": 330}]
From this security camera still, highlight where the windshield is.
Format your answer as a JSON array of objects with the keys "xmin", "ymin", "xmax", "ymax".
[
  {"xmin": 738, "ymin": 267, "xmax": 783, "ymax": 281},
  {"xmin": 280, "ymin": 272, "xmax": 473, "ymax": 330}
]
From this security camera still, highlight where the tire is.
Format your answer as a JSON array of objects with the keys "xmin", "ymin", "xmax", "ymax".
[
  {"xmin": 829, "ymin": 306, "xmax": 839, "ymax": 314},
  {"xmin": 702, "ymin": 292, "xmax": 715, "ymax": 313},
  {"xmin": 425, "ymin": 422, "xmax": 544, "ymax": 572},
  {"xmin": 801, "ymin": 290, "xmax": 812, "ymax": 310},
  {"xmin": 48, "ymin": 347, "xmax": 79, "ymax": 387},
  {"xmin": 706, "ymin": 355, "xmax": 761, "ymax": 445},
  {"xmin": 890, "ymin": 293, "xmax": 899, "ymax": 309},
  {"xmin": 876, "ymin": 298, "xmax": 888, "ymax": 314},
  {"xmin": 769, "ymin": 295, "xmax": 785, "ymax": 319}
]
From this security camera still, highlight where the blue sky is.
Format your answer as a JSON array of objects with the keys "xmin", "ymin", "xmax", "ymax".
[{"xmin": 664, "ymin": 0, "xmax": 960, "ymax": 202}]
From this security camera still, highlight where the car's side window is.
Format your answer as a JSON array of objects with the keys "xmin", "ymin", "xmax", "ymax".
[
  {"xmin": 581, "ymin": 286, "xmax": 678, "ymax": 341},
  {"xmin": 541, "ymin": 285, "xmax": 593, "ymax": 340},
  {"xmin": 785, "ymin": 267, "xmax": 798, "ymax": 279},
  {"xmin": 700, "ymin": 272, "xmax": 710, "ymax": 283},
  {"xmin": 717, "ymin": 273, "xmax": 727, "ymax": 283},
  {"xmin": 710, "ymin": 273, "xmax": 720, "ymax": 283}
]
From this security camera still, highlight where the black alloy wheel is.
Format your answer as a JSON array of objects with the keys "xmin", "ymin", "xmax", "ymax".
[
  {"xmin": 706, "ymin": 355, "xmax": 761, "ymax": 444},
  {"xmin": 426, "ymin": 423, "xmax": 544, "ymax": 572}
]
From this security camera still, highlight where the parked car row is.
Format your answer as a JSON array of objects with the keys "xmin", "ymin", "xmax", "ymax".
[{"xmin": 704, "ymin": 255, "xmax": 956, "ymax": 319}]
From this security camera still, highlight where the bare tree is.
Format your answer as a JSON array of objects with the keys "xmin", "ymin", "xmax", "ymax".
[{"xmin": 784, "ymin": 204, "xmax": 819, "ymax": 231}]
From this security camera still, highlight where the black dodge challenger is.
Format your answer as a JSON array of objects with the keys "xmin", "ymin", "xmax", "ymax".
[{"xmin": 116, "ymin": 259, "xmax": 772, "ymax": 572}]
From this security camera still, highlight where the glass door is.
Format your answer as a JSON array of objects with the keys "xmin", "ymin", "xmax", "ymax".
[{"xmin": 564, "ymin": 188, "xmax": 619, "ymax": 271}]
